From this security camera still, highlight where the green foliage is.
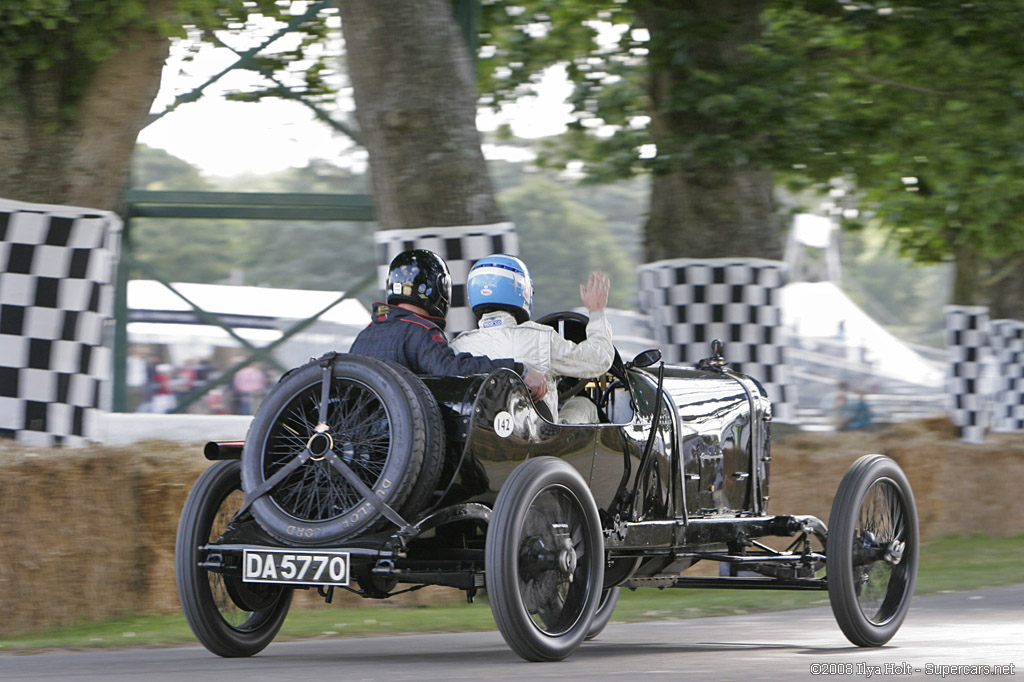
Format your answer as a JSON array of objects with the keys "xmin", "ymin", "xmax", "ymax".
[
  {"xmin": 0, "ymin": 1, "xmax": 336, "ymax": 117},
  {"xmin": 0, "ymin": 0, "xmax": 142, "ymax": 105},
  {"xmin": 498, "ymin": 175, "xmax": 635, "ymax": 316},
  {"xmin": 761, "ymin": 1, "xmax": 1024, "ymax": 269},
  {"xmin": 210, "ymin": 162, "xmax": 376, "ymax": 302},
  {"xmin": 839, "ymin": 223, "xmax": 952, "ymax": 346},
  {"xmin": 129, "ymin": 217, "xmax": 251, "ymax": 284},
  {"xmin": 129, "ymin": 146, "xmax": 247, "ymax": 283},
  {"xmin": 239, "ymin": 220, "xmax": 375, "ymax": 292},
  {"xmin": 478, "ymin": 0, "xmax": 619, "ymax": 107},
  {"xmin": 477, "ymin": 0, "xmax": 1024, "ymax": 279},
  {"xmin": 130, "ymin": 146, "xmax": 376, "ymax": 301},
  {"xmin": 480, "ymin": 0, "xmax": 651, "ymax": 177},
  {"xmin": 128, "ymin": 146, "xmax": 642, "ymax": 314},
  {"xmin": 131, "ymin": 145, "xmax": 211, "ymax": 192}
]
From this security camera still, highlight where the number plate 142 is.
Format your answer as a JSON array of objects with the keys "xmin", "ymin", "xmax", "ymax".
[{"xmin": 242, "ymin": 549, "xmax": 350, "ymax": 586}]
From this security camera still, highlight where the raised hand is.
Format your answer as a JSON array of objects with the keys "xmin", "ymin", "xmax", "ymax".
[{"xmin": 579, "ymin": 270, "xmax": 610, "ymax": 313}]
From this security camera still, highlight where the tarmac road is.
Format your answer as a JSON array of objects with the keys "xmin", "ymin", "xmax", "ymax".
[{"xmin": 2, "ymin": 584, "xmax": 1020, "ymax": 682}]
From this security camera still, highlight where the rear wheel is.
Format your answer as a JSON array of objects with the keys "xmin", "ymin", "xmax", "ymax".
[
  {"xmin": 486, "ymin": 457, "xmax": 604, "ymax": 661},
  {"xmin": 387, "ymin": 361, "xmax": 445, "ymax": 518},
  {"xmin": 827, "ymin": 454, "xmax": 918, "ymax": 647},
  {"xmin": 241, "ymin": 355, "xmax": 440, "ymax": 545},
  {"xmin": 175, "ymin": 460, "xmax": 292, "ymax": 657}
]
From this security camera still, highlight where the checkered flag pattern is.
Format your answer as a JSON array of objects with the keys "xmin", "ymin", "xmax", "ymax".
[
  {"xmin": 638, "ymin": 257, "xmax": 794, "ymax": 422},
  {"xmin": 944, "ymin": 305, "xmax": 991, "ymax": 443},
  {"xmin": 0, "ymin": 198, "xmax": 122, "ymax": 446},
  {"xmin": 374, "ymin": 223, "xmax": 518, "ymax": 335},
  {"xmin": 990, "ymin": 318, "xmax": 1024, "ymax": 433}
]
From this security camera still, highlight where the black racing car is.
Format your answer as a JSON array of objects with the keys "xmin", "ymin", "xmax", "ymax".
[{"xmin": 176, "ymin": 312, "xmax": 918, "ymax": 661}]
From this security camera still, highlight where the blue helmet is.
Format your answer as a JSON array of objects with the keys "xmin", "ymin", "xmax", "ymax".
[{"xmin": 467, "ymin": 254, "xmax": 533, "ymax": 324}]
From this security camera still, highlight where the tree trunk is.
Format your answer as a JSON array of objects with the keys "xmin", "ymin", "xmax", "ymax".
[
  {"xmin": 338, "ymin": 0, "xmax": 503, "ymax": 230},
  {"xmin": 950, "ymin": 242, "xmax": 982, "ymax": 307},
  {"xmin": 949, "ymin": 243, "xmax": 1024, "ymax": 320},
  {"xmin": 635, "ymin": 0, "xmax": 782, "ymax": 262},
  {"xmin": 645, "ymin": 164, "xmax": 779, "ymax": 261},
  {"xmin": 0, "ymin": 3, "xmax": 172, "ymax": 211},
  {"xmin": 982, "ymin": 254, "xmax": 1024, "ymax": 320}
]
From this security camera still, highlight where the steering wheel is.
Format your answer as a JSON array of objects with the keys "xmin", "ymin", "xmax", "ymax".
[{"xmin": 535, "ymin": 311, "xmax": 594, "ymax": 404}]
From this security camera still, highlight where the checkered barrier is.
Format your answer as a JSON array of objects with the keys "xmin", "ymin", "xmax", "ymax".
[
  {"xmin": 990, "ymin": 318, "xmax": 1024, "ymax": 433},
  {"xmin": 944, "ymin": 305, "xmax": 991, "ymax": 443},
  {"xmin": 638, "ymin": 257, "xmax": 794, "ymax": 422},
  {"xmin": 0, "ymin": 198, "xmax": 122, "ymax": 446},
  {"xmin": 374, "ymin": 223, "xmax": 518, "ymax": 335}
]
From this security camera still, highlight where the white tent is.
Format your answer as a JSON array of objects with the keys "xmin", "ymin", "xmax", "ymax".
[
  {"xmin": 127, "ymin": 280, "xmax": 370, "ymax": 325},
  {"xmin": 126, "ymin": 281, "xmax": 370, "ymax": 367},
  {"xmin": 780, "ymin": 281, "xmax": 943, "ymax": 388}
]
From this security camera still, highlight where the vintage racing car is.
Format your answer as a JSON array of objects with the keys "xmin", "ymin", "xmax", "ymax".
[{"xmin": 175, "ymin": 313, "xmax": 919, "ymax": 662}]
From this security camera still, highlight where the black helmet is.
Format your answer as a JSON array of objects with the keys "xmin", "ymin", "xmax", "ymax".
[{"xmin": 386, "ymin": 249, "xmax": 452, "ymax": 319}]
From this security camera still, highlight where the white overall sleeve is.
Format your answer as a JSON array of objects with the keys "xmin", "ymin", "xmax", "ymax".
[{"xmin": 547, "ymin": 310, "xmax": 615, "ymax": 378}]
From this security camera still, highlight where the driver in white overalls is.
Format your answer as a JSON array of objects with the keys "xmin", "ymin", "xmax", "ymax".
[{"xmin": 450, "ymin": 254, "xmax": 615, "ymax": 424}]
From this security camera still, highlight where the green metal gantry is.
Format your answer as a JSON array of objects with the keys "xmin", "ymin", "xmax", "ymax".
[{"xmin": 113, "ymin": 190, "xmax": 375, "ymax": 413}]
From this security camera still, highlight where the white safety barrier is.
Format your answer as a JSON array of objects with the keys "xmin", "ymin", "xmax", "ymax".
[
  {"xmin": 990, "ymin": 318, "xmax": 1024, "ymax": 433},
  {"xmin": 944, "ymin": 305, "xmax": 991, "ymax": 443},
  {"xmin": 0, "ymin": 198, "xmax": 122, "ymax": 446},
  {"xmin": 638, "ymin": 257, "xmax": 794, "ymax": 422}
]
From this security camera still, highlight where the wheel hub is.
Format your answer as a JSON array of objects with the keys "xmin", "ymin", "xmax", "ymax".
[
  {"xmin": 306, "ymin": 430, "xmax": 334, "ymax": 460},
  {"xmin": 558, "ymin": 538, "xmax": 578, "ymax": 581},
  {"xmin": 885, "ymin": 540, "xmax": 905, "ymax": 565},
  {"xmin": 522, "ymin": 535, "xmax": 578, "ymax": 582}
]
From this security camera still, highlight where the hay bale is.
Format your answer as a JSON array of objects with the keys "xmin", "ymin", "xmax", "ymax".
[
  {"xmin": 770, "ymin": 417, "xmax": 1024, "ymax": 541},
  {"xmin": 0, "ymin": 443, "xmax": 143, "ymax": 636},
  {"xmin": 1, "ymin": 416, "xmax": 1021, "ymax": 637},
  {"xmin": 131, "ymin": 442, "xmax": 212, "ymax": 613}
]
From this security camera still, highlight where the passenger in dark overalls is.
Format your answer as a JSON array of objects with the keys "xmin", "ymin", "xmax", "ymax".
[{"xmin": 349, "ymin": 249, "xmax": 547, "ymax": 401}]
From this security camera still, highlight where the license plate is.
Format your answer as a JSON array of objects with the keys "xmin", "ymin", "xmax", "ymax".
[{"xmin": 242, "ymin": 549, "xmax": 350, "ymax": 586}]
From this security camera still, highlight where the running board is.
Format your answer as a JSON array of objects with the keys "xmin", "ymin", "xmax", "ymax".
[{"xmin": 623, "ymin": 575, "xmax": 828, "ymax": 591}]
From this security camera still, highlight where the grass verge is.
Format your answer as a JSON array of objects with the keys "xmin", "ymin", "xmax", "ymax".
[{"xmin": 1, "ymin": 534, "xmax": 1021, "ymax": 653}]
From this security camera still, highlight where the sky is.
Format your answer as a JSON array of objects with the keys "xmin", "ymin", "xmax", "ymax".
[{"xmin": 137, "ymin": 36, "xmax": 574, "ymax": 178}]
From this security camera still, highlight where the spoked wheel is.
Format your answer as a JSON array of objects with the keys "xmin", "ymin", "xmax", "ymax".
[
  {"xmin": 486, "ymin": 457, "xmax": 604, "ymax": 661},
  {"xmin": 241, "ymin": 355, "xmax": 441, "ymax": 545},
  {"xmin": 827, "ymin": 454, "xmax": 919, "ymax": 647},
  {"xmin": 585, "ymin": 587, "xmax": 620, "ymax": 641},
  {"xmin": 175, "ymin": 460, "xmax": 292, "ymax": 657}
]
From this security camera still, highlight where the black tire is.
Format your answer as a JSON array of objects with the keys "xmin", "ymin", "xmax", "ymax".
[
  {"xmin": 175, "ymin": 460, "xmax": 292, "ymax": 657},
  {"xmin": 827, "ymin": 454, "xmax": 919, "ymax": 647},
  {"xmin": 585, "ymin": 587, "xmax": 620, "ymax": 641},
  {"xmin": 241, "ymin": 355, "xmax": 437, "ymax": 545},
  {"xmin": 486, "ymin": 457, "xmax": 604, "ymax": 662},
  {"xmin": 386, "ymin": 361, "xmax": 445, "ymax": 518}
]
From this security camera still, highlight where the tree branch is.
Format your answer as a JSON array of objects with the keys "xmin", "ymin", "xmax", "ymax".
[
  {"xmin": 838, "ymin": 63, "xmax": 952, "ymax": 97},
  {"xmin": 981, "ymin": 254, "xmax": 1024, "ymax": 288}
]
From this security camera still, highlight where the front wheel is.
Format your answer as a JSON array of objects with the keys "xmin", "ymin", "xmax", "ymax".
[
  {"xmin": 827, "ymin": 454, "xmax": 918, "ymax": 647},
  {"xmin": 585, "ymin": 587, "xmax": 620, "ymax": 641},
  {"xmin": 486, "ymin": 457, "xmax": 604, "ymax": 661},
  {"xmin": 176, "ymin": 460, "xmax": 292, "ymax": 657}
]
